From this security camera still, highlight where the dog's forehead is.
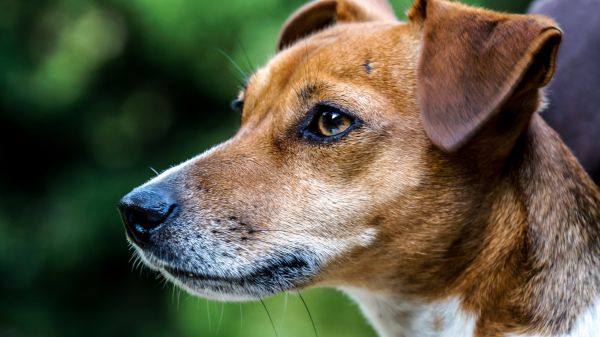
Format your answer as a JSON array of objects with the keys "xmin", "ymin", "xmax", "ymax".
[
  {"xmin": 242, "ymin": 21, "xmax": 418, "ymax": 123},
  {"xmin": 265, "ymin": 22, "xmax": 411, "ymax": 83}
]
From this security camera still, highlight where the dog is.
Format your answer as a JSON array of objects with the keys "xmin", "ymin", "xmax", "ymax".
[
  {"xmin": 118, "ymin": 0, "xmax": 600, "ymax": 336},
  {"xmin": 528, "ymin": 0, "xmax": 600, "ymax": 185}
]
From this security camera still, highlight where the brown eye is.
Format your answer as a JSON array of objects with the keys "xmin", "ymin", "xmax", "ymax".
[
  {"xmin": 300, "ymin": 103, "xmax": 361, "ymax": 143},
  {"xmin": 317, "ymin": 110, "xmax": 352, "ymax": 137}
]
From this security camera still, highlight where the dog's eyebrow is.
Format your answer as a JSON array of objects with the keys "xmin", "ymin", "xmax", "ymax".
[{"xmin": 298, "ymin": 83, "xmax": 317, "ymax": 102}]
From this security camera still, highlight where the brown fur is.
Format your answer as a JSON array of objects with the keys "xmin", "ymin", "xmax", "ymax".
[
  {"xmin": 124, "ymin": 0, "xmax": 600, "ymax": 336},
  {"xmin": 264, "ymin": 0, "xmax": 599, "ymax": 335}
]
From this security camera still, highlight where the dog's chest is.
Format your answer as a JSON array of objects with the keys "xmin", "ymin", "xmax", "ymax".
[
  {"xmin": 341, "ymin": 287, "xmax": 476, "ymax": 337},
  {"xmin": 343, "ymin": 287, "xmax": 600, "ymax": 337}
]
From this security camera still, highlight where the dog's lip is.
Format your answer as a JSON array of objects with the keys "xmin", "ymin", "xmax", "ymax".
[
  {"xmin": 162, "ymin": 254, "xmax": 314, "ymax": 285},
  {"xmin": 163, "ymin": 267, "xmax": 240, "ymax": 283}
]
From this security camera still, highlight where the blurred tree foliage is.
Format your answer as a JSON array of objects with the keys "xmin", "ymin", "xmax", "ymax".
[{"xmin": 0, "ymin": 0, "xmax": 532, "ymax": 336}]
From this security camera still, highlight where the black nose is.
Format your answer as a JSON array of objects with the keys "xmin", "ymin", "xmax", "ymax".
[{"xmin": 118, "ymin": 187, "xmax": 178, "ymax": 246}]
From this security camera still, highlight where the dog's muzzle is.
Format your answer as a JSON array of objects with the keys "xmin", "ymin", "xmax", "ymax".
[{"xmin": 117, "ymin": 181, "xmax": 322, "ymax": 300}]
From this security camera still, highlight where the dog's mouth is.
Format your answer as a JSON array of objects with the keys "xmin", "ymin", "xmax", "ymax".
[
  {"xmin": 140, "ymin": 250, "xmax": 320, "ymax": 300},
  {"xmin": 163, "ymin": 254, "xmax": 310, "ymax": 282}
]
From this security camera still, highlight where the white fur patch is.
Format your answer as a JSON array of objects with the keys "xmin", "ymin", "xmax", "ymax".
[
  {"xmin": 341, "ymin": 287, "xmax": 475, "ymax": 337},
  {"xmin": 510, "ymin": 297, "xmax": 600, "ymax": 337}
]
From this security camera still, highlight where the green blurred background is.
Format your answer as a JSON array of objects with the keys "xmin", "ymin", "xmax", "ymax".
[{"xmin": 0, "ymin": 0, "xmax": 533, "ymax": 336}]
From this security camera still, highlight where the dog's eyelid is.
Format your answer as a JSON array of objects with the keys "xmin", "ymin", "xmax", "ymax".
[{"xmin": 313, "ymin": 101, "xmax": 363, "ymax": 123}]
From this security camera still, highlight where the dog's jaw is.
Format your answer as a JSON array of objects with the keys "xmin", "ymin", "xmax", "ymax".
[{"xmin": 132, "ymin": 242, "xmax": 322, "ymax": 301}]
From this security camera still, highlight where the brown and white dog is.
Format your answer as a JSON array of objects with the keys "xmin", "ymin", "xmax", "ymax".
[{"xmin": 118, "ymin": 0, "xmax": 600, "ymax": 336}]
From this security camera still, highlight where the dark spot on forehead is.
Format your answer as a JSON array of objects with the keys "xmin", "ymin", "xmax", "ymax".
[{"xmin": 363, "ymin": 60, "xmax": 373, "ymax": 74}]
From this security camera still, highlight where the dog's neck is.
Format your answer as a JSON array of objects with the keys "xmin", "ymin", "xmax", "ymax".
[
  {"xmin": 343, "ymin": 115, "xmax": 600, "ymax": 337},
  {"xmin": 342, "ymin": 287, "xmax": 476, "ymax": 337}
]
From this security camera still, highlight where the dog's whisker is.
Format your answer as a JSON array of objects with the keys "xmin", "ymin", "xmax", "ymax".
[
  {"xmin": 206, "ymin": 299, "xmax": 213, "ymax": 337},
  {"xmin": 237, "ymin": 38, "xmax": 255, "ymax": 75},
  {"xmin": 128, "ymin": 252, "xmax": 137, "ymax": 264},
  {"xmin": 239, "ymin": 303, "xmax": 244, "ymax": 337},
  {"xmin": 215, "ymin": 301, "xmax": 225, "ymax": 336},
  {"xmin": 298, "ymin": 291, "xmax": 319, "ymax": 337},
  {"xmin": 170, "ymin": 282, "xmax": 176, "ymax": 307},
  {"xmin": 217, "ymin": 49, "xmax": 248, "ymax": 87},
  {"xmin": 279, "ymin": 292, "xmax": 289, "ymax": 331},
  {"xmin": 260, "ymin": 298, "xmax": 279, "ymax": 337},
  {"xmin": 129, "ymin": 253, "xmax": 146, "ymax": 275},
  {"xmin": 312, "ymin": 53, "xmax": 321, "ymax": 91}
]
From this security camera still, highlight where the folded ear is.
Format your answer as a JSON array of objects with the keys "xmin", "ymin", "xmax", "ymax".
[
  {"xmin": 277, "ymin": 0, "xmax": 396, "ymax": 51},
  {"xmin": 410, "ymin": 0, "xmax": 562, "ymax": 152}
]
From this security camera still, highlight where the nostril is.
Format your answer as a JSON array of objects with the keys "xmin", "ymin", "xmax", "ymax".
[
  {"xmin": 118, "ymin": 187, "xmax": 178, "ymax": 246},
  {"xmin": 127, "ymin": 208, "xmax": 158, "ymax": 233},
  {"xmin": 125, "ymin": 203, "xmax": 175, "ymax": 232}
]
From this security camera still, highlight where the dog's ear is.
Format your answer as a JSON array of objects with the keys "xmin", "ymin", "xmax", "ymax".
[
  {"xmin": 277, "ymin": 0, "xmax": 396, "ymax": 51},
  {"xmin": 410, "ymin": 0, "xmax": 561, "ymax": 153}
]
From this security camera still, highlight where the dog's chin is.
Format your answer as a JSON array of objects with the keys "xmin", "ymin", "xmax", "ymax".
[{"xmin": 134, "ymin": 248, "xmax": 320, "ymax": 301}]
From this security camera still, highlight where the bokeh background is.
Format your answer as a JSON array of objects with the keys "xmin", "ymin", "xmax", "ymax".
[{"xmin": 0, "ymin": 0, "xmax": 533, "ymax": 336}]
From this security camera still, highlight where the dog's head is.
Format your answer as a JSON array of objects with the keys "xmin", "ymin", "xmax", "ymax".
[{"xmin": 118, "ymin": 0, "xmax": 560, "ymax": 301}]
